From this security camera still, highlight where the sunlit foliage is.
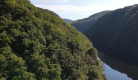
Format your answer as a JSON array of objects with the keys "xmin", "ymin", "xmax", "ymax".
[{"xmin": 0, "ymin": 0, "xmax": 106, "ymax": 80}]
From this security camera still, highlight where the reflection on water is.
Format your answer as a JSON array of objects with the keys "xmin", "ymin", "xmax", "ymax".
[{"xmin": 98, "ymin": 50, "xmax": 138, "ymax": 80}]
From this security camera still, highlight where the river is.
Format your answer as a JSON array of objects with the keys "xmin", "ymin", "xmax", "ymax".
[{"xmin": 98, "ymin": 50, "xmax": 138, "ymax": 80}]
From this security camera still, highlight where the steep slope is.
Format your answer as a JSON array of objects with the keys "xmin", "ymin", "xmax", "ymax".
[
  {"xmin": 85, "ymin": 4, "xmax": 138, "ymax": 65},
  {"xmin": 37, "ymin": 7, "xmax": 61, "ymax": 18},
  {"xmin": 0, "ymin": 0, "xmax": 106, "ymax": 80},
  {"xmin": 71, "ymin": 11, "xmax": 109, "ymax": 33},
  {"xmin": 63, "ymin": 18, "xmax": 74, "ymax": 24}
]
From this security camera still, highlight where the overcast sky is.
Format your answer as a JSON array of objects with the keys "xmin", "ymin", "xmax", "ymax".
[{"xmin": 30, "ymin": 0, "xmax": 138, "ymax": 20}]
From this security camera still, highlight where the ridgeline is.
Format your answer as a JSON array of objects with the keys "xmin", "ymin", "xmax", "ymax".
[
  {"xmin": 0, "ymin": 0, "xmax": 106, "ymax": 80},
  {"xmin": 71, "ymin": 11, "xmax": 109, "ymax": 33},
  {"xmin": 85, "ymin": 4, "xmax": 138, "ymax": 65}
]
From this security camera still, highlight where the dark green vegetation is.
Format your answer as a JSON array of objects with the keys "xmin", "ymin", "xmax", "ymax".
[
  {"xmin": 37, "ymin": 7, "xmax": 61, "ymax": 18},
  {"xmin": 0, "ymin": 0, "xmax": 107, "ymax": 80},
  {"xmin": 71, "ymin": 11, "xmax": 109, "ymax": 33},
  {"xmin": 63, "ymin": 19, "xmax": 73, "ymax": 24},
  {"xmin": 85, "ymin": 4, "xmax": 138, "ymax": 65}
]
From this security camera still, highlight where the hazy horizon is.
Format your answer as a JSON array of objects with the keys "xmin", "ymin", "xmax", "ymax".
[{"xmin": 30, "ymin": 0, "xmax": 138, "ymax": 20}]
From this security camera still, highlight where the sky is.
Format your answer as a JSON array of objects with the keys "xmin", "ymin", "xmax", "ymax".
[{"xmin": 30, "ymin": 0, "xmax": 138, "ymax": 20}]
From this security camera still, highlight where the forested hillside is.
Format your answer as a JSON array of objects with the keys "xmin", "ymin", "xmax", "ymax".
[
  {"xmin": 63, "ymin": 19, "xmax": 73, "ymax": 23},
  {"xmin": 85, "ymin": 4, "xmax": 138, "ymax": 65},
  {"xmin": 71, "ymin": 11, "xmax": 109, "ymax": 33},
  {"xmin": 0, "ymin": 0, "xmax": 107, "ymax": 80},
  {"xmin": 37, "ymin": 7, "xmax": 61, "ymax": 18}
]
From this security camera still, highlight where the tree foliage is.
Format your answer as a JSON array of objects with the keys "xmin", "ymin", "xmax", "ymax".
[
  {"xmin": 71, "ymin": 11, "xmax": 109, "ymax": 33},
  {"xmin": 0, "ymin": 0, "xmax": 107, "ymax": 80},
  {"xmin": 84, "ymin": 4, "xmax": 138, "ymax": 65}
]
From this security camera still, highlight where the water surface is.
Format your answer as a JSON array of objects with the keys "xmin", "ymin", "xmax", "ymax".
[{"xmin": 98, "ymin": 50, "xmax": 138, "ymax": 80}]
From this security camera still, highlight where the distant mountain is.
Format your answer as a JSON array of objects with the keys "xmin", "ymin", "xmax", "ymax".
[
  {"xmin": 63, "ymin": 19, "xmax": 74, "ymax": 23},
  {"xmin": 71, "ymin": 11, "xmax": 109, "ymax": 33},
  {"xmin": 84, "ymin": 4, "xmax": 138, "ymax": 65},
  {"xmin": 0, "ymin": 0, "xmax": 107, "ymax": 80}
]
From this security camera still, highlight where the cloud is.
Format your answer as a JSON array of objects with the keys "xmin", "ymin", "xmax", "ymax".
[
  {"xmin": 113, "ymin": 0, "xmax": 138, "ymax": 8},
  {"xmin": 34, "ymin": 0, "xmax": 138, "ymax": 12},
  {"xmin": 34, "ymin": 0, "xmax": 69, "ymax": 3},
  {"xmin": 35, "ymin": 4, "xmax": 111, "ymax": 20},
  {"xmin": 36, "ymin": 4, "xmax": 104, "ymax": 13},
  {"xmin": 62, "ymin": 0, "xmax": 69, "ymax": 2},
  {"xmin": 34, "ymin": 0, "xmax": 138, "ymax": 20}
]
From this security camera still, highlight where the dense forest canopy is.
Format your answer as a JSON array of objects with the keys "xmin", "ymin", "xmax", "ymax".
[
  {"xmin": 71, "ymin": 11, "xmax": 109, "ymax": 33},
  {"xmin": 84, "ymin": 4, "xmax": 138, "ymax": 65},
  {"xmin": 0, "ymin": 0, "xmax": 107, "ymax": 80},
  {"xmin": 37, "ymin": 7, "xmax": 61, "ymax": 18}
]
